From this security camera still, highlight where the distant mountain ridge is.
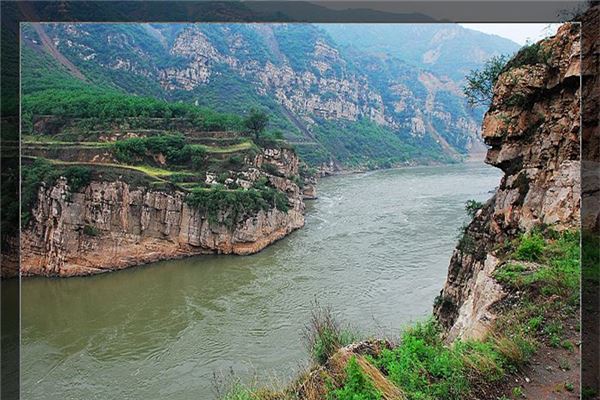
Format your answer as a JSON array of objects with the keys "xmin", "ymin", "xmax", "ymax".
[{"xmin": 21, "ymin": 22, "xmax": 520, "ymax": 168}]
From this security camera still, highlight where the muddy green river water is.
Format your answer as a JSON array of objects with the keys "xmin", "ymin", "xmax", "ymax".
[{"xmin": 21, "ymin": 162, "xmax": 502, "ymax": 399}]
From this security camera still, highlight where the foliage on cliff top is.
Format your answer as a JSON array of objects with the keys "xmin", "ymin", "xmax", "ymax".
[
  {"xmin": 495, "ymin": 229, "xmax": 580, "ymax": 302},
  {"xmin": 503, "ymin": 42, "xmax": 552, "ymax": 71},
  {"xmin": 21, "ymin": 158, "xmax": 92, "ymax": 224},
  {"xmin": 185, "ymin": 186, "xmax": 289, "ymax": 228}
]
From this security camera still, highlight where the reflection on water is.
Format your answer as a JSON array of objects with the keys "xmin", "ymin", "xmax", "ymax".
[{"xmin": 21, "ymin": 162, "xmax": 501, "ymax": 399}]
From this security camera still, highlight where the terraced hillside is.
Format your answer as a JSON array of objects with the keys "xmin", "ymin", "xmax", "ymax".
[{"xmin": 21, "ymin": 105, "xmax": 317, "ymax": 276}]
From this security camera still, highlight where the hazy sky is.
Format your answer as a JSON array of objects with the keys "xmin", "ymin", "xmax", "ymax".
[{"xmin": 460, "ymin": 23, "xmax": 561, "ymax": 45}]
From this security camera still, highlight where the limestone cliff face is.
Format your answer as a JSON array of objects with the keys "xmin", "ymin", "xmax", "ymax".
[
  {"xmin": 21, "ymin": 149, "xmax": 306, "ymax": 277},
  {"xmin": 434, "ymin": 22, "xmax": 584, "ymax": 340}
]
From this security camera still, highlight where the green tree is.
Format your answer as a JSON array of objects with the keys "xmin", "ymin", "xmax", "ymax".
[
  {"xmin": 463, "ymin": 55, "xmax": 509, "ymax": 107},
  {"xmin": 244, "ymin": 108, "xmax": 269, "ymax": 141}
]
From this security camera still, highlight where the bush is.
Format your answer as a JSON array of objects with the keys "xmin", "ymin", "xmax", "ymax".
[
  {"xmin": 497, "ymin": 230, "xmax": 580, "ymax": 299},
  {"xmin": 83, "ymin": 224, "xmax": 100, "ymax": 236},
  {"xmin": 514, "ymin": 231, "xmax": 545, "ymax": 261},
  {"xmin": 191, "ymin": 147, "xmax": 208, "ymax": 171},
  {"xmin": 62, "ymin": 166, "xmax": 92, "ymax": 192},
  {"xmin": 114, "ymin": 134, "xmax": 199, "ymax": 165},
  {"xmin": 374, "ymin": 320, "xmax": 470, "ymax": 400},
  {"xmin": 262, "ymin": 163, "xmax": 280, "ymax": 176},
  {"xmin": 168, "ymin": 173, "xmax": 190, "ymax": 183},
  {"xmin": 217, "ymin": 172, "xmax": 230, "ymax": 184},
  {"xmin": 227, "ymin": 155, "xmax": 243, "ymax": 167},
  {"xmin": 465, "ymin": 199, "xmax": 483, "ymax": 218},
  {"xmin": 221, "ymin": 384, "xmax": 254, "ymax": 400},
  {"xmin": 504, "ymin": 42, "xmax": 551, "ymax": 70}
]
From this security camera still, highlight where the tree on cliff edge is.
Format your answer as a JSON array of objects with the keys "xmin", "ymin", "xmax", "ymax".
[
  {"xmin": 463, "ymin": 55, "xmax": 509, "ymax": 107},
  {"xmin": 244, "ymin": 108, "xmax": 269, "ymax": 141}
]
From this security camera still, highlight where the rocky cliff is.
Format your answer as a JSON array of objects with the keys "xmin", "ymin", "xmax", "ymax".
[
  {"xmin": 434, "ymin": 21, "xmax": 584, "ymax": 340},
  {"xmin": 21, "ymin": 148, "xmax": 306, "ymax": 277}
]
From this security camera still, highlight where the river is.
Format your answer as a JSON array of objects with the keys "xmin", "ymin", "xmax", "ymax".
[{"xmin": 21, "ymin": 161, "xmax": 502, "ymax": 399}]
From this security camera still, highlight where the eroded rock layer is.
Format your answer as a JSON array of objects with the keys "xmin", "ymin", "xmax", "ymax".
[{"xmin": 21, "ymin": 148, "xmax": 306, "ymax": 277}]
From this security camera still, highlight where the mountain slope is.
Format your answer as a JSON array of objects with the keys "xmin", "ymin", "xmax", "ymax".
[
  {"xmin": 21, "ymin": 22, "xmax": 520, "ymax": 168},
  {"xmin": 318, "ymin": 23, "xmax": 520, "ymax": 83}
]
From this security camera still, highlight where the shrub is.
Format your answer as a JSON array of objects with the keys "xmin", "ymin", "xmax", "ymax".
[
  {"xmin": 514, "ymin": 232, "xmax": 545, "ymax": 261},
  {"xmin": 374, "ymin": 320, "xmax": 470, "ymax": 400},
  {"xmin": 191, "ymin": 147, "xmax": 208, "ymax": 171},
  {"xmin": 168, "ymin": 173, "xmax": 190, "ymax": 183},
  {"xmin": 114, "ymin": 137, "xmax": 147, "ymax": 163},
  {"xmin": 221, "ymin": 384, "xmax": 254, "ymax": 400},
  {"xmin": 262, "ymin": 163, "xmax": 280, "ymax": 176},
  {"xmin": 83, "ymin": 224, "xmax": 100, "ymax": 236},
  {"xmin": 228, "ymin": 155, "xmax": 243, "ymax": 167},
  {"xmin": 114, "ymin": 134, "xmax": 192, "ymax": 165},
  {"xmin": 505, "ymin": 93, "xmax": 528, "ymax": 107},
  {"xmin": 217, "ymin": 172, "xmax": 231, "ymax": 184},
  {"xmin": 465, "ymin": 199, "xmax": 484, "ymax": 218},
  {"xmin": 504, "ymin": 42, "xmax": 551, "ymax": 70},
  {"xmin": 328, "ymin": 356, "xmax": 382, "ymax": 400},
  {"xmin": 62, "ymin": 166, "xmax": 92, "ymax": 192}
]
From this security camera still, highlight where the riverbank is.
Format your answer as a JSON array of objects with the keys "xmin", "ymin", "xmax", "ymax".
[
  {"xmin": 223, "ymin": 229, "xmax": 579, "ymax": 400},
  {"xmin": 21, "ymin": 162, "xmax": 501, "ymax": 399}
]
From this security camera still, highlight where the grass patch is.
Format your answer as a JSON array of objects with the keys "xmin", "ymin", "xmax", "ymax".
[
  {"xmin": 496, "ymin": 230, "xmax": 580, "ymax": 299},
  {"xmin": 305, "ymin": 304, "xmax": 357, "ymax": 366},
  {"xmin": 373, "ymin": 320, "xmax": 469, "ymax": 400},
  {"xmin": 328, "ymin": 356, "xmax": 382, "ymax": 400},
  {"xmin": 202, "ymin": 141, "xmax": 255, "ymax": 154}
]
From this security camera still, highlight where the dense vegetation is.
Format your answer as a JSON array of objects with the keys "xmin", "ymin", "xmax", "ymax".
[
  {"xmin": 22, "ymin": 87, "xmax": 245, "ymax": 131},
  {"xmin": 313, "ymin": 118, "xmax": 451, "ymax": 168},
  {"xmin": 113, "ymin": 134, "xmax": 208, "ymax": 165},
  {"xmin": 185, "ymin": 184, "xmax": 289, "ymax": 228},
  {"xmin": 330, "ymin": 357, "xmax": 383, "ymax": 400}
]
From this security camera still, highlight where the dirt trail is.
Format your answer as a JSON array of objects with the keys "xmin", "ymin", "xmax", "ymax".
[{"xmin": 499, "ymin": 318, "xmax": 581, "ymax": 400}]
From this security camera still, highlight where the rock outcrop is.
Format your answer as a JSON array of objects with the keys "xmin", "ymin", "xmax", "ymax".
[
  {"xmin": 434, "ymin": 21, "xmax": 584, "ymax": 340},
  {"xmin": 21, "ymin": 148, "xmax": 306, "ymax": 277}
]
